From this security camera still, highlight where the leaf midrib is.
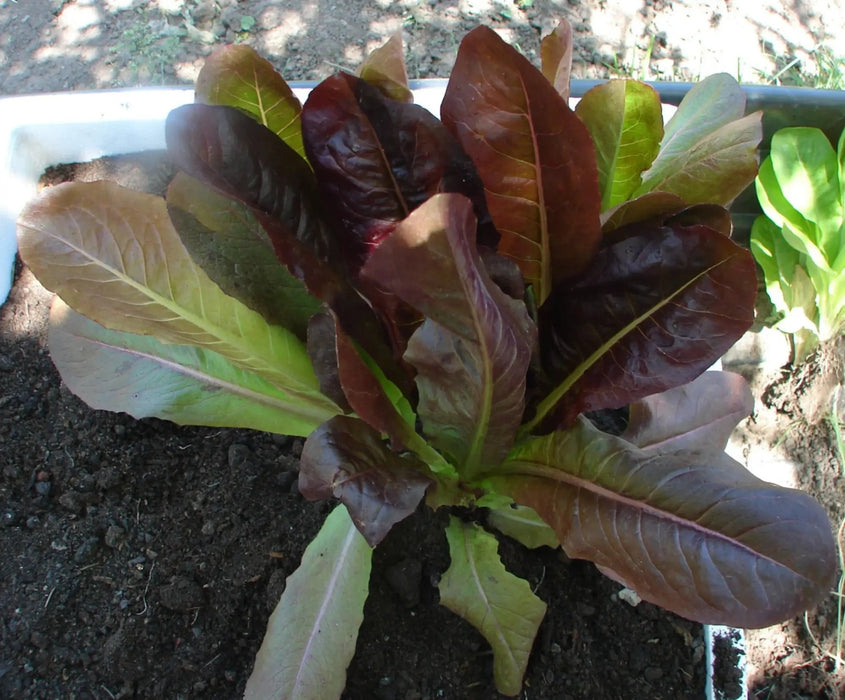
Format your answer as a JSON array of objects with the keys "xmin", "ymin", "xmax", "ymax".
[
  {"xmin": 499, "ymin": 458, "xmax": 812, "ymax": 582},
  {"xmin": 524, "ymin": 255, "xmax": 736, "ymax": 434},
  {"xmin": 51, "ymin": 224, "xmax": 318, "ymax": 398}
]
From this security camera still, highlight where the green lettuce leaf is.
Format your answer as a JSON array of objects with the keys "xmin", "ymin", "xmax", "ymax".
[
  {"xmin": 195, "ymin": 44, "xmax": 306, "ymax": 158},
  {"xmin": 635, "ymin": 73, "xmax": 761, "ymax": 206},
  {"xmin": 575, "ymin": 79, "xmax": 663, "ymax": 210},
  {"xmin": 49, "ymin": 299, "xmax": 327, "ymax": 435},
  {"xmin": 245, "ymin": 504, "xmax": 372, "ymax": 700},
  {"xmin": 439, "ymin": 517, "xmax": 547, "ymax": 696},
  {"xmin": 16, "ymin": 181, "xmax": 339, "ymax": 419}
]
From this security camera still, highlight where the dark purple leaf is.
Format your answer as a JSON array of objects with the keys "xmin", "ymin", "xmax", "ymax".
[
  {"xmin": 308, "ymin": 310, "xmax": 416, "ymax": 450},
  {"xmin": 441, "ymin": 26, "xmax": 602, "ymax": 303},
  {"xmin": 623, "ymin": 371, "xmax": 754, "ymax": 452},
  {"xmin": 299, "ymin": 416, "xmax": 433, "ymax": 546},
  {"xmin": 361, "ymin": 194, "xmax": 535, "ymax": 476},
  {"xmin": 530, "ymin": 223, "xmax": 756, "ymax": 432},
  {"xmin": 306, "ymin": 311, "xmax": 352, "ymax": 412},
  {"xmin": 494, "ymin": 417, "xmax": 836, "ymax": 628},
  {"xmin": 301, "ymin": 72, "xmax": 497, "ymax": 272},
  {"xmin": 165, "ymin": 102, "xmax": 410, "ymax": 396},
  {"xmin": 166, "ymin": 102, "xmax": 339, "ymax": 266}
]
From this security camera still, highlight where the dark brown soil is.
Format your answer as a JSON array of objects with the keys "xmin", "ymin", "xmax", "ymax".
[{"xmin": 0, "ymin": 155, "xmax": 710, "ymax": 698}]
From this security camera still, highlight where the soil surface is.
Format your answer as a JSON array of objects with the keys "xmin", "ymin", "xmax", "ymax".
[
  {"xmin": 2, "ymin": 2, "xmax": 845, "ymax": 699},
  {"xmin": 0, "ymin": 0, "xmax": 844, "ymax": 95}
]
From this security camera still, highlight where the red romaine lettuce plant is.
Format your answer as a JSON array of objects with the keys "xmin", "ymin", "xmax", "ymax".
[{"xmin": 16, "ymin": 24, "xmax": 836, "ymax": 698}]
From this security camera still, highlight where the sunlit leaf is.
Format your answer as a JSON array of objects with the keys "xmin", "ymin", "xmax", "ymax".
[
  {"xmin": 540, "ymin": 20, "xmax": 574, "ymax": 101},
  {"xmin": 439, "ymin": 517, "xmax": 547, "ymax": 696},
  {"xmin": 441, "ymin": 26, "xmax": 601, "ymax": 303},
  {"xmin": 495, "ymin": 418, "xmax": 837, "ymax": 628},
  {"xmin": 575, "ymin": 79, "xmax": 663, "ymax": 210},
  {"xmin": 358, "ymin": 32, "xmax": 413, "ymax": 103},
  {"xmin": 17, "ymin": 181, "xmax": 339, "ymax": 419},
  {"xmin": 195, "ymin": 44, "xmax": 306, "ymax": 158},
  {"xmin": 49, "ymin": 299, "xmax": 326, "ymax": 436},
  {"xmin": 245, "ymin": 504, "xmax": 372, "ymax": 700}
]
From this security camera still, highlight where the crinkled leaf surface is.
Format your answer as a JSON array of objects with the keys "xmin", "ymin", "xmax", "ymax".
[
  {"xmin": 299, "ymin": 416, "xmax": 432, "ymax": 546},
  {"xmin": 495, "ymin": 417, "xmax": 837, "ymax": 628},
  {"xmin": 362, "ymin": 194, "xmax": 535, "ymax": 476},
  {"xmin": 439, "ymin": 517, "xmax": 547, "ymax": 696},
  {"xmin": 623, "ymin": 371, "xmax": 753, "ymax": 453},
  {"xmin": 530, "ymin": 222, "xmax": 756, "ymax": 432},
  {"xmin": 245, "ymin": 504, "xmax": 372, "ymax": 700},
  {"xmin": 487, "ymin": 504, "xmax": 560, "ymax": 549},
  {"xmin": 195, "ymin": 44, "xmax": 306, "ymax": 158},
  {"xmin": 636, "ymin": 73, "xmax": 761, "ymax": 205},
  {"xmin": 540, "ymin": 20, "xmax": 573, "ymax": 101},
  {"xmin": 49, "ymin": 299, "xmax": 324, "ymax": 436},
  {"xmin": 575, "ymin": 79, "xmax": 663, "ymax": 210},
  {"xmin": 358, "ymin": 31, "xmax": 413, "ymax": 103},
  {"xmin": 302, "ymin": 72, "xmax": 497, "ymax": 270},
  {"xmin": 16, "ymin": 181, "xmax": 339, "ymax": 419},
  {"xmin": 167, "ymin": 172, "xmax": 320, "ymax": 338},
  {"xmin": 441, "ymin": 26, "xmax": 602, "ymax": 303}
]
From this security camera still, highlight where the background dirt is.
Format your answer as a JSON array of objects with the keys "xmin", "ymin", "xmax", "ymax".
[{"xmin": 0, "ymin": 0, "xmax": 844, "ymax": 94}]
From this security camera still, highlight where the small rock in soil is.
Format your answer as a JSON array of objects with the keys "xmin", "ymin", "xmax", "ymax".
[
  {"xmin": 643, "ymin": 666, "xmax": 663, "ymax": 681},
  {"xmin": 73, "ymin": 535, "xmax": 101, "ymax": 564},
  {"xmin": 104, "ymin": 525, "xmax": 126, "ymax": 549},
  {"xmin": 159, "ymin": 576, "xmax": 205, "ymax": 611},
  {"xmin": 385, "ymin": 557, "xmax": 422, "ymax": 608},
  {"xmin": 228, "ymin": 443, "xmax": 251, "ymax": 468}
]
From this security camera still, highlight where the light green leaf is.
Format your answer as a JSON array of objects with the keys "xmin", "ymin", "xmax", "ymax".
[
  {"xmin": 49, "ymin": 299, "xmax": 327, "ymax": 436},
  {"xmin": 439, "ymin": 517, "xmax": 547, "ymax": 696},
  {"xmin": 195, "ymin": 44, "xmax": 305, "ymax": 158},
  {"xmin": 575, "ymin": 80, "xmax": 663, "ymax": 210},
  {"xmin": 635, "ymin": 73, "xmax": 761, "ymax": 205},
  {"xmin": 487, "ymin": 504, "xmax": 560, "ymax": 549},
  {"xmin": 648, "ymin": 73, "xmax": 746, "ymax": 168},
  {"xmin": 358, "ymin": 32, "xmax": 413, "ymax": 103},
  {"xmin": 245, "ymin": 504, "xmax": 372, "ymax": 700},
  {"xmin": 637, "ymin": 112, "xmax": 762, "ymax": 206},
  {"xmin": 17, "ymin": 181, "xmax": 339, "ymax": 420},
  {"xmin": 755, "ymin": 158, "xmax": 829, "ymax": 272},
  {"xmin": 770, "ymin": 127, "xmax": 843, "ymax": 264}
]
